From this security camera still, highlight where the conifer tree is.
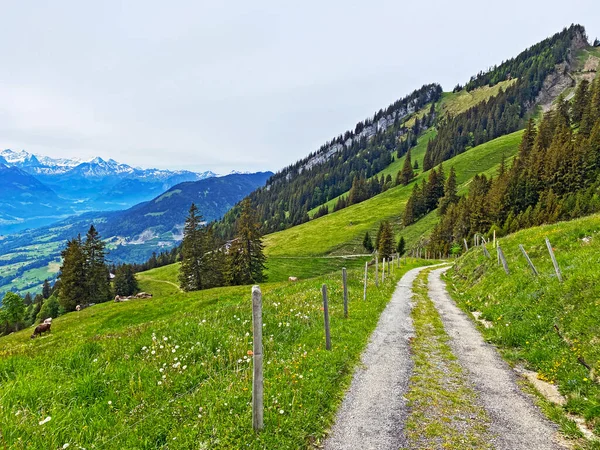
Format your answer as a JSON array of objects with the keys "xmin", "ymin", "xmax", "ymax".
[
  {"xmin": 58, "ymin": 236, "xmax": 87, "ymax": 312},
  {"xmin": 399, "ymin": 148, "xmax": 415, "ymax": 185},
  {"xmin": 179, "ymin": 203, "xmax": 206, "ymax": 291},
  {"xmin": 363, "ymin": 232, "xmax": 374, "ymax": 252},
  {"xmin": 42, "ymin": 279, "xmax": 51, "ymax": 299},
  {"xmin": 114, "ymin": 264, "xmax": 139, "ymax": 296},
  {"xmin": 397, "ymin": 236, "xmax": 406, "ymax": 255},
  {"xmin": 571, "ymin": 79, "xmax": 590, "ymax": 126},
  {"xmin": 83, "ymin": 225, "xmax": 111, "ymax": 304},
  {"xmin": 377, "ymin": 221, "xmax": 394, "ymax": 259},
  {"xmin": 438, "ymin": 166, "xmax": 458, "ymax": 215},
  {"xmin": 226, "ymin": 199, "xmax": 267, "ymax": 285}
]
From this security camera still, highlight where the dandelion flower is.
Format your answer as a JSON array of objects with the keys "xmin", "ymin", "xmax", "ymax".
[
  {"xmin": 108, "ymin": 401, "xmax": 112, "ymax": 405},
  {"xmin": 279, "ymin": 409, "xmax": 284, "ymax": 414},
  {"xmin": 158, "ymin": 381, "xmax": 162, "ymax": 385}
]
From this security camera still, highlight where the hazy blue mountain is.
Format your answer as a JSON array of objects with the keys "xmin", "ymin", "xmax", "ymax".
[
  {"xmin": 0, "ymin": 171, "xmax": 272, "ymax": 297},
  {"xmin": 0, "ymin": 149, "xmax": 217, "ymax": 233}
]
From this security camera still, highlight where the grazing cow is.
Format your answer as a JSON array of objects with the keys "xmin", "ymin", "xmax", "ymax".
[
  {"xmin": 288, "ymin": 276, "xmax": 298, "ymax": 282},
  {"xmin": 76, "ymin": 305, "xmax": 81, "ymax": 311},
  {"xmin": 31, "ymin": 323, "xmax": 51, "ymax": 339},
  {"xmin": 43, "ymin": 318, "xmax": 52, "ymax": 325}
]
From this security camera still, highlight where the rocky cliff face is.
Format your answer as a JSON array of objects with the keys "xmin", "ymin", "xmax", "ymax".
[
  {"xmin": 295, "ymin": 85, "xmax": 440, "ymax": 175},
  {"xmin": 535, "ymin": 30, "xmax": 593, "ymax": 112}
]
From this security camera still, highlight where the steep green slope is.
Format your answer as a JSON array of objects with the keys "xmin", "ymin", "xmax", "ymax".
[
  {"xmin": 266, "ymin": 130, "xmax": 523, "ymax": 257},
  {"xmin": 0, "ymin": 250, "xmax": 426, "ymax": 448},
  {"xmin": 447, "ymin": 214, "xmax": 600, "ymax": 436}
]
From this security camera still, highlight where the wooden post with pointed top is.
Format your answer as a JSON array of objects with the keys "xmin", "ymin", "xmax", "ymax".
[
  {"xmin": 251, "ymin": 285, "xmax": 263, "ymax": 431},
  {"xmin": 342, "ymin": 267, "xmax": 348, "ymax": 318},
  {"xmin": 545, "ymin": 237, "xmax": 563, "ymax": 282},
  {"xmin": 463, "ymin": 238, "xmax": 469, "ymax": 252},
  {"xmin": 363, "ymin": 261, "xmax": 368, "ymax": 300},
  {"xmin": 519, "ymin": 244, "xmax": 538, "ymax": 276},
  {"xmin": 322, "ymin": 284, "xmax": 331, "ymax": 350}
]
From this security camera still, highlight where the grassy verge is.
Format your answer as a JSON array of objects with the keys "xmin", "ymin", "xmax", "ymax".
[
  {"xmin": 0, "ymin": 257, "xmax": 426, "ymax": 449},
  {"xmin": 404, "ymin": 269, "xmax": 492, "ymax": 449},
  {"xmin": 445, "ymin": 214, "xmax": 600, "ymax": 438}
]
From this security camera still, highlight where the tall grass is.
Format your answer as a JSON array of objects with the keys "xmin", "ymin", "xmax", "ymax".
[
  {"xmin": 0, "ymin": 258, "xmax": 427, "ymax": 449},
  {"xmin": 446, "ymin": 214, "xmax": 600, "ymax": 435}
]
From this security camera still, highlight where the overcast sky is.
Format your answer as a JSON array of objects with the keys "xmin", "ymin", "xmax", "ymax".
[{"xmin": 1, "ymin": 1, "xmax": 599, "ymax": 174}]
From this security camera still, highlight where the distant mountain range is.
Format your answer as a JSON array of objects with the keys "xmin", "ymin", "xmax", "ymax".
[
  {"xmin": 0, "ymin": 149, "xmax": 217, "ymax": 234},
  {"xmin": 0, "ymin": 171, "xmax": 273, "ymax": 298}
]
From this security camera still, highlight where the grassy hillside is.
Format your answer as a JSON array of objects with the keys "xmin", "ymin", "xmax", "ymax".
[
  {"xmin": 447, "ymin": 214, "xmax": 600, "ymax": 435},
  {"xmin": 0, "ymin": 251, "xmax": 428, "ymax": 449},
  {"xmin": 267, "ymin": 130, "xmax": 523, "ymax": 257}
]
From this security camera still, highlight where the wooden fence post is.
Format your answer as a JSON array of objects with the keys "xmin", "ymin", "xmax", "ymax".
[
  {"xmin": 342, "ymin": 267, "xmax": 348, "ymax": 318},
  {"xmin": 493, "ymin": 230, "xmax": 496, "ymax": 248},
  {"xmin": 497, "ymin": 245, "xmax": 510, "ymax": 275},
  {"xmin": 363, "ymin": 261, "xmax": 368, "ymax": 300},
  {"xmin": 251, "ymin": 285, "xmax": 263, "ymax": 431},
  {"xmin": 322, "ymin": 284, "xmax": 332, "ymax": 350},
  {"xmin": 382, "ymin": 258, "xmax": 386, "ymax": 283},
  {"xmin": 519, "ymin": 244, "xmax": 539, "ymax": 276},
  {"xmin": 482, "ymin": 244, "xmax": 491, "ymax": 259},
  {"xmin": 545, "ymin": 237, "xmax": 563, "ymax": 282},
  {"xmin": 375, "ymin": 255, "xmax": 379, "ymax": 287},
  {"xmin": 464, "ymin": 238, "xmax": 469, "ymax": 252}
]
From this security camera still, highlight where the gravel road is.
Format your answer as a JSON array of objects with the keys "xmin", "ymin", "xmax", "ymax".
[
  {"xmin": 323, "ymin": 266, "xmax": 426, "ymax": 450},
  {"xmin": 428, "ymin": 267, "xmax": 568, "ymax": 450}
]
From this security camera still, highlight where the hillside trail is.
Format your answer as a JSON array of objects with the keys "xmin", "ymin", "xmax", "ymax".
[
  {"xmin": 427, "ymin": 267, "xmax": 567, "ymax": 449},
  {"xmin": 323, "ymin": 265, "xmax": 567, "ymax": 450},
  {"xmin": 323, "ymin": 265, "xmax": 438, "ymax": 450},
  {"xmin": 139, "ymin": 278, "xmax": 182, "ymax": 292}
]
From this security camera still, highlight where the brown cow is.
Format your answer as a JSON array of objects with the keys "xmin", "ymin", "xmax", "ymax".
[{"xmin": 31, "ymin": 322, "xmax": 51, "ymax": 339}]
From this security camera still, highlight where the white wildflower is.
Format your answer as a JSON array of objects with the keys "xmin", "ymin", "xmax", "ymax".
[{"xmin": 39, "ymin": 416, "xmax": 51, "ymax": 425}]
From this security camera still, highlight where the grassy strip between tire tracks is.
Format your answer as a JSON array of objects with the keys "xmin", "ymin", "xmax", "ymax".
[{"xmin": 403, "ymin": 269, "xmax": 492, "ymax": 449}]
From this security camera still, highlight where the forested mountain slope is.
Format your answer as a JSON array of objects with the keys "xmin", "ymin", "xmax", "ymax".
[{"xmin": 219, "ymin": 25, "xmax": 593, "ymax": 241}]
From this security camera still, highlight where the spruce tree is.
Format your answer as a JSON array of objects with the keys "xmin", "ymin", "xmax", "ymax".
[
  {"xmin": 226, "ymin": 199, "xmax": 267, "ymax": 285},
  {"xmin": 397, "ymin": 236, "xmax": 406, "ymax": 255},
  {"xmin": 179, "ymin": 203, "xmax": 206, "ymax": 291},
  {"xmin": 399, "ymin": 148, "xmax": 415, "ymax": 185},
  {"xmin": 438, "ymin": 166, "xmax": 458, "ymax": 214},
  {"xmin": 363, "ymin": 232, "xmax": 374, "ymax": 252},
  {"xmin": 114, "ymin": 264, "xmax": 139, "ymax": 296},
  {"xmin": 377, "ymin": 221, "xmax": 394, "ymax": 259},
  {"xmin": 58, "ymin": 236, "xmax": 87, "ymax": 312},
  {"xmin": 571, "ymin": 79, "xmax": 590, "ymax": 126},
  {"xmin": 83, "ymin": 225, "xmax": 111, "ymax": 304},
  {"xmin": 42, "ymin": 279, "xmax": 51, "ymax": 299}
]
